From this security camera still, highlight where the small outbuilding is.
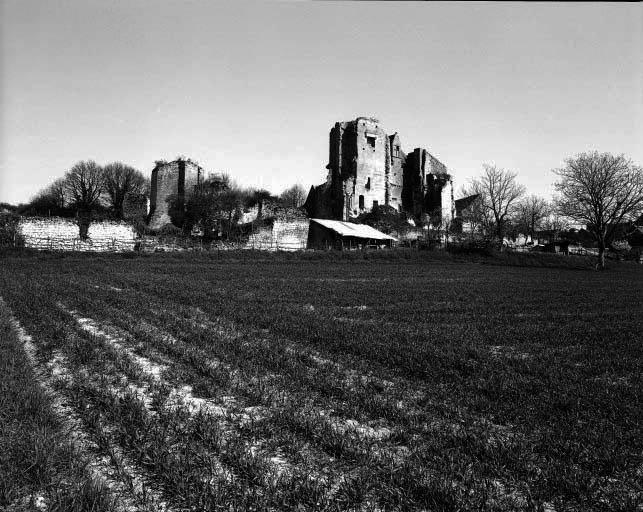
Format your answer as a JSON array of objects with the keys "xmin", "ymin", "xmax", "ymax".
[{"xmin": 308, "ymin": 218, "xmax": 398, "ymax": 250}]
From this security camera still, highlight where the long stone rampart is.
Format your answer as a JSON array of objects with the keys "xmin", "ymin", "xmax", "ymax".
[{"xmin": 17, "ymin": 217, "xmax": 137, "ymax": 252}]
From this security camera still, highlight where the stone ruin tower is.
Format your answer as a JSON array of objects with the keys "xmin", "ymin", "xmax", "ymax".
[
  {"xmin": 329, "ymin": 117, "xmax": 389, "ymax": 220},
  {"xmin": 305, "ymin": 117, "xmax": 404, "ymax": 220},
  {"xmin": 403, "ymin": 148, "xmax": 454, "ymax": 227},
  {"xmin": 304, "ymin": 116, "xmax": 454, "ymax": 226},
  {"xmin": 148, "ymin": 158, "xmax": 205, "ymax": 230}
]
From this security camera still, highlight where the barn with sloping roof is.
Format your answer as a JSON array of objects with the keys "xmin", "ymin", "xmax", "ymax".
[{"xmin": 307, "ymin": 218, "xmax": 397, "ymax": 250}]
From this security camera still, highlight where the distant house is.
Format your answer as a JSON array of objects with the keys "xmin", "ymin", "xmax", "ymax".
[
  {"xmin": 543, "ymin": 240, "xmax": 584, "ymax": 254},
  {"xmin": 307, "ymin": 219, "xmax": 397, "ymax": 250}
]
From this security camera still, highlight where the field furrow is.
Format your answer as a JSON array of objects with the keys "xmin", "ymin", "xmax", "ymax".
[
  {"xmin": 3, "ymin": 303, "xmax": 171, "ymax": 512},
  {"xmin": 1, "ymin": 253, "xmax": 641, "ymax": 510}
]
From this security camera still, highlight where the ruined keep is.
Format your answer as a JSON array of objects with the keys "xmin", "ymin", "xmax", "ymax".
[
  {"xmin": 148, "ymin": 158, "xmax": 206, "ymax": 230},
  {"xmin": 304, "ymin": 117, "xmax": 454, "ymax": 226},
  {"xmin": 403, "ymin": 148, "xmax": 454, "ymax": 226}
]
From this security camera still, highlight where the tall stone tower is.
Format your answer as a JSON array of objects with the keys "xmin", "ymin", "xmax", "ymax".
[
  {"xmin": 326, "ymin": 117, "xmax": 391, "ymax": 220},
  {"xmin": 303, "ymin": 116, "xmax": 454, "ymax": 226},
  {"xmin": 148, "ymin": 158, "xmax": 205, "ymax": 230}
]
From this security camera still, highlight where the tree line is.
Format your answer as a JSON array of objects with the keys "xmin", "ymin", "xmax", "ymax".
[
  {"xmin": 12, "ymin": 160, "xmax": 149, "ymax": 239},
  {"xmin": 15, "ymin": 161, "xmax": 147, "ymax": 220},
  {"xmin": 458, "ymin": 152, "xmax": 643, "ymax": 269},
  {"xmin": 11, "ymin": 159, "xmax": 309, "ymax": 240},
  {"xmin": 168, "ymin": 173, "xmax": 307, "ymax": 240},
  {"xmin": 5, "ymin": 151, "xmax": 642, "ymax": 269}
]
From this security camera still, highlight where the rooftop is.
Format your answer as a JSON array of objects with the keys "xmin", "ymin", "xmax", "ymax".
[{"xmin": 311, "ymin": 219, "xmax": 398, "ymax": 241}]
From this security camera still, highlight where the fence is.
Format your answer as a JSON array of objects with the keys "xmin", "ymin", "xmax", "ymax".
[
  {"xmin": 245, "ymin": 238, "xmax": 307, "ymax": 251},
  {"xmin": 2, "ymin": 234, "xmax": 312, "ymax": 253},
  {"xmin": 505, "ymin": 245, "xmax": 599, "ymax": 256},
  {"xmin": 13, "ymin": 235, "xmax": 137, "ymax": 252}
]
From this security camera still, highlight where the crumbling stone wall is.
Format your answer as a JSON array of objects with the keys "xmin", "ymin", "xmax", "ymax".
[
  {"xmin": 325, "ymin": 117, "xmax": 390, "ymax": 220},
  {"xmin": 353, "ymin": 118, "xmax": 388, "ymax": 216},
  {"xmin": 245, "ymin": 219, "xmax": 309, "ymax": 251},
  {"xmin": 149, "ymin": 159, "xmax": 204, "ymax": 230},
  {"xmin": 17, "ymin": 217, "xmax": 137, "ymax": 252},
  {"xmin": 388, "ymin": 132, "xmax": 405, "ymax": 211},
  {"xmin": 303, "ymin": 183, "xmax": 334, "ymax": 219},
  {"xmin": 402, "ymin": 148, "xmax": 453, "ymax": 225},
  {"xmin": 244, "ymin": 201, "xmax": 309, "ymax": 250},
  {"xmin": 441, "ymin": 178, "xmax": 455, "ymax": 226}
]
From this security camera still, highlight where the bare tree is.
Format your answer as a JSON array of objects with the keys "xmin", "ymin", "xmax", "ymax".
[
  {"xmin": 516, "ymin": 195, "xmax": 549, "ymax": 244},
  {"xmin": 102, "ymin": 162, "xmax": 148, "ymax": 218},
  {"xmin": 280, "ymin": 184, "xmax": 307, "ymax": 208},
  {"xmin": 22, "ymin": 178, "xmax": 69, "ymax": 216},
  {"xmin": 48, "ymin": 178, "xmax": 67, "ymax": 210},
  {"xmin": 541, "ymin": 210, "xmax": 570, "ymax": 242},
  {"xmin": 469, "ymin": 164, "xmax": 526, "ymax": 240},
  {"xmin": 64, "ymin": 160, "xmax": 105, "ymax": 238},
  {"xmin": 553, "ymin": 151, "xmax": 643, "ymax": 269}
]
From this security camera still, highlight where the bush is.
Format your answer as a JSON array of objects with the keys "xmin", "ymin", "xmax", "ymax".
[
  {"xmin": 0, "ymin": 214, "xmax": 24, "ymax": 247},
  {"xmin": 446, "ymin": 239, "xmax": 499, "ymax": 256},
  {"xmin": 154, "ymin": 224, "xmax": 183, "ymax": 237}
]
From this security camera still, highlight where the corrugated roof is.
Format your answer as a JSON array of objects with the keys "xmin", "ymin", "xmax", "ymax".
[{"xmin": 311, "ymin": 219, "xmax": 398, "ymax": 241}]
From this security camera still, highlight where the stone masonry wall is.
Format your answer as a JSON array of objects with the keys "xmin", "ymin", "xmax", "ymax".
[
  {"xmin": 353, "ymin": 118, "xmax": 388, "ymax": 215},
  {"xmin": 246, "ymin": 219, "xmax": 309, "ymax": 251},
  {"xmin": 309, "ymin": 117, "xmax": 455, "ymax": 225},
  {"xmin": 441, "ymin": 179, "xmax": 454, "ymax": 225},
  {"xmin": 149, "ymin": 161, "xmax": 180, "ymax": 229},
  {"xmin": 18, "ymin": 217, "xmax": 137, "ymax": 252},
  {"xmin": 149, "ymin": 160, "xmax": 203, "ymax": 230},
  {"xmin": 388, "ymin": 132, "xmax": 405, "ymax": 211},
  {"xmin": 327, "ymin": 117, "xmax": 391, "ymax": 220}
]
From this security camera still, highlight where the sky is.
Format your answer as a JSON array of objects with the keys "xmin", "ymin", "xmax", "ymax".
[{"xmin": 1, "ymin": 1, "xmax": 641, "ymax": 205}]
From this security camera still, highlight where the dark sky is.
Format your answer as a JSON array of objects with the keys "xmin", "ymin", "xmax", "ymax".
[{"xmin": 1, "ymin": 1, "xmax": 641, "ymax": 203}]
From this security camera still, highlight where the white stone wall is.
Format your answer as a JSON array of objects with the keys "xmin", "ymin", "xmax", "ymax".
[
  {"xmin": 246, "ymin": 219, "xmax": 309, "ymax": 251},
  {"xmin": 274, "ymin": 220, "xmax": 309, "ymax": 250},
  {"xmin": 441, "ymin": 179, "xmax": 454, "ymax": 226},
  {"xmin": 18, "ymin": 217, "xmax": 137, "ymax": 252},
  {"xmin": 240, "ymin": 205, "xmax": 260, "ymax": 224}
]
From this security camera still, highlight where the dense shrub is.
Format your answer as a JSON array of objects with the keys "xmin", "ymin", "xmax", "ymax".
[{"xmin": 0, "ymin": 214, "xmax": 24, "ymax": 247}]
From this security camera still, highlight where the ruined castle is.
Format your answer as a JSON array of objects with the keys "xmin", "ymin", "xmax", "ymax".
[
  {"xmin": 304, "ymin": 117, "xmax": 454, "ymax": 225},
  {"xmin": 148, "ymin": 158, "xmax": 209, "ymax": 230}
]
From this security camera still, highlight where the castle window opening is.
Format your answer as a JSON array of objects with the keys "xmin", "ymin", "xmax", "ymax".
[
  {"xmin": 366, "ymin": 135, "xmax": 376, "ymax": 148},
  {"xmin": 373, "ymin": 200, "xmax": 379, "ymax": 208},
  {"xmin": 359, "ymin": 195, "xmax": 365, "ymax": 210},
  {"xmin": 366, "ymin": 177, "xmax": 371, "ymax": 190}
]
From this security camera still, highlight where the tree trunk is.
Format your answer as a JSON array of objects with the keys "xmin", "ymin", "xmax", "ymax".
[
  {"xmin": 77, "ymin": 209, "xmax": 91, "ymax": 240},
  {"xmin": 496, "ymin": 220, "xmax": 504, "ymax": 249},
  {"xmin": 597, "ymin": 239, "xmax": 606, "ymax": 270}
]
